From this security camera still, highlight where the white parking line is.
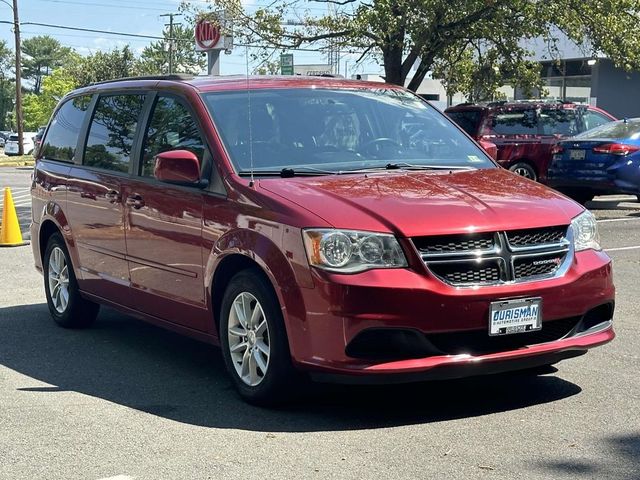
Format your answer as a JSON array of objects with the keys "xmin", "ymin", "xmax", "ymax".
[
  {"xmin": 606, "ymin": 245, "xmax": 640, "ymax": 252},
  {"xmin": 597, "ymin": 217, "xmax": 640, "ymax": 223}
]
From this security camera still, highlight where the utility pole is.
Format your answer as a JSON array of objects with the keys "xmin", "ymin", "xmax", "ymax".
[
  {"xmin": 12, "ymin": 0, "xmax": 23, "ymax": 154},
  {"xmin": 160, "ymin": 13, "xmax": 181, "ymax": 75}
]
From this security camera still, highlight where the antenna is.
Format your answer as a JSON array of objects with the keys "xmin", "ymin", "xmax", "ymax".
[{"xmin": 245, "ymin": 45, "xmax": 255, "ymax": 187}]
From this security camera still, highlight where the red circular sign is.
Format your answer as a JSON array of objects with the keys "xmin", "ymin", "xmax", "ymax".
[{"xmin": 195, "ymin": 19, "xmax": 221, "ymax": 50}]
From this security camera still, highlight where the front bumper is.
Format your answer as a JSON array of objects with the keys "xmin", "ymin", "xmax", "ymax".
[{"xmin": 287, "ymin": 249, "xmax": 614, "ymax": 380}]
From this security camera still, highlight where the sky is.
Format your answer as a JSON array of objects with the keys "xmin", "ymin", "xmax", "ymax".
[{"xmin": 0, "ymin": 0, "xmax": 377, "ymax": 76}]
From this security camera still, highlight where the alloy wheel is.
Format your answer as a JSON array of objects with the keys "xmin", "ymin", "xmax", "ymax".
[
  {"xmin": 513, "ymin": 166, "xmax": 535, "ymax": 179},
  {"xmin": 227, "ymin": 292, "xmax": 270, "ymax": 386},
  {"xmin": 48, "ymin": 247, "xmax": 70, "ymax": 313}
]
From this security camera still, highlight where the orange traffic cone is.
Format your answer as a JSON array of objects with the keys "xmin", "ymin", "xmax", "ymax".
[{"xmin": 0, "ymin": 187, "xmax": 29, "ymax": 247}]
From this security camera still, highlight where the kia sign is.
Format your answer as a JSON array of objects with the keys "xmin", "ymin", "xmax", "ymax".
[{"xmin": 195, "ymin": 19, "xmax": 222, "ymax": 51}]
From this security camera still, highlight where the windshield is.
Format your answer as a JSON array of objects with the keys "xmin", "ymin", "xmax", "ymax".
[
  {"xmin": 203, "ymin": 88, "xmax": 494, "ymax": 174},
  {"xmin": 575, "ymin": 119, "xmax": 640, "ymax": 140}
]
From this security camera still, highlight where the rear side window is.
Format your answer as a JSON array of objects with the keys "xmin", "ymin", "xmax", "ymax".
[
  {"xmin": 539, "ymin": 109, "xmax": 579, "ymax": 136},
  {"xmin": 84, "ymin": 94, "xmax": 146, "ymax": 173},
  {"xmin": 582, "ymin": 111, "xmax": 613, "ymax": 132},
  {"xmin": 41, "ymin": 96, "xmax": 91, "ymax": 162},
  {"xmin": 445, "ymin": 110, "xmax": 482, "ymax": 137},
  {"xmin": 490, "ymin": 110, "xmax": 539, "ymax": 135},
  {"xmin": 141, "ymin": 96, "xmax": 205, "ymax": 177}
]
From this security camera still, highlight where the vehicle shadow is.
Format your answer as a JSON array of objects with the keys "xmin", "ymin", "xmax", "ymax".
[
  {"xmin": 534, "ymin": 433, "xmax": 640, "ymax": 480},
  {"xmin": 0, "ymin": 303, "xmax": 583, "ymax": 432}
]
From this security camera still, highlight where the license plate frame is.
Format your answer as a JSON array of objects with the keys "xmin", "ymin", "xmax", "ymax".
[
  {"xmin": 488, "ymin": 297, "xmax": 542, "ymax": 336},
  {"xmin": 569, "ymin": 149, "xmax": 586, "ymax": 160}
]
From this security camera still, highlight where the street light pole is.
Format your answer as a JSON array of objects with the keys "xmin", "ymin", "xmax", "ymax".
[{"xmin": 12, "ymin": 0, "xmax": 23, "ymax": 155}]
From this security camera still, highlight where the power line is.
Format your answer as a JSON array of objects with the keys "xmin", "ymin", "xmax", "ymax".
[{"xmin": 11, "ymin": 21, "xmax": 335, "ymax": 52}]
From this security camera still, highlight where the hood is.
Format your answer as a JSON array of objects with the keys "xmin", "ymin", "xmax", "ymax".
[{"xmin": 259, "ymin": 168, "xmax": 583, "ymax": 237}]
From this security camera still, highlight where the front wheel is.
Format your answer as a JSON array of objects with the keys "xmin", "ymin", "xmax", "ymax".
[
  {"xmin": 220, "ymin": 269, "xmax": 299, "ymax": 405},
  {"xmin": 44, "ymin": 233, "xmax": 99, "ymax": 328},
  {"xmin": 509, "ymin": 162, "xmax": 537, "ymax": 181}
]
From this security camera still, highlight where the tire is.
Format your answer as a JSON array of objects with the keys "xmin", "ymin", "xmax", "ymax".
[
  {"xmin": 43, "ymin": 233, "xmax": 99, "ymax": 328},
  {"xmin": 219, "ymin": 269, "xmax": 298, "ymax": 405},
  {"xmin": 509, "ymin": 162, "xmax": 537, "ymax": 181}
]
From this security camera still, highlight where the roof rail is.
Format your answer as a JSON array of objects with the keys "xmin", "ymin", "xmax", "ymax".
[{"xmin": 89, "ymin": 74, "xmax": 194, "ymax": 86}]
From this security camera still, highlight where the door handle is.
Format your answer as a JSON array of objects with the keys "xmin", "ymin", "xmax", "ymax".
[
  {"xmin": 126, "ymin": 194, "xmax": 145, "ymax": 209},
  {"xmin": 104, "ymin": 190, "xmax": 119, "ymax": 203}
]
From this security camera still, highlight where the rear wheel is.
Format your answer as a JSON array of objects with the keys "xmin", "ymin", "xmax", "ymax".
[
  {"xmin": 509, "ymin": 162, "xmax": 537, "ymax": 181},
  {"xmin": 44, "ymin": 233, "xmax": 99, "ymax": 328},
  {"xmin": 219, "ymin": 269, "xmax": 299, "ymax": 405}
]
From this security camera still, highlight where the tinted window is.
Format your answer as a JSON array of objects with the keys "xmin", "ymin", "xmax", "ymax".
[
  {"xmin": 41, "ymin": 96, "xmax": 91, "ymax": 162},
  {"xmin": 490, "ymin": 110, "xmax": 538, "ymax": 135},
  {"xmin": 84, "ymin": 94, "xmax": 146, "ymax": 173},
  {"xmin": 575, "ymin": 119, "xmax": 640, "ymax": 140},
  {"xmin": 445, "ymin": 110, "xmax": 482, "ymax": 136},
  {"xmin": 141, "ymin": 96, "xmax": 205, "ymax": 177},
  {"xmin": 583, "ymin": 111, "xmax": 613, "ymax": 132},
  {"xmin": 203, "ymin": 88, "xmax": 493, "ymax": 173},
  {"xmin": 539, "ymin": 109, "xmax": 579, "ymax": 136}
]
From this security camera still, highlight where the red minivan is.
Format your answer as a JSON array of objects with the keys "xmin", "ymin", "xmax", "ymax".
[
  {"xmin": 445, "ymin": 101, "xmax": 616, "ymax": 182},
  {"xmin": 31, "ymin": 76, "xmax": 615, "ymax": 404}
]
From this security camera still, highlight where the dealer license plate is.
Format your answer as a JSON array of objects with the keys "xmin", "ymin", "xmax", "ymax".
[
  {"xmin": 569, "ymin": 149, "xmax": 585, "ymax": 160},
  {"xmin": 489, "ymin": 298, "xmax": 542, "ymax": 336}
]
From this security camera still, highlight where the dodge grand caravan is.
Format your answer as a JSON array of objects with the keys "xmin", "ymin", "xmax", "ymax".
[{"xmin": 31, "ymin": 75, "xmax": 615, "ymax": 404}]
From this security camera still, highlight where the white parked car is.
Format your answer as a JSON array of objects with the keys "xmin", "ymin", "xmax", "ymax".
[{"xmin": 3, "ymin": 132, "xmax": 36, "ymax": 156}]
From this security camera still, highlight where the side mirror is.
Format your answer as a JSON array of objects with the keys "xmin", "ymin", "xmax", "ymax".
[
  {"xmin": 478, "ymin": 140, "xmax": 498, "ymax": 160},
  {"xmin": 154, "ymin": 150, "xmax": 206, "ymax": 187}
]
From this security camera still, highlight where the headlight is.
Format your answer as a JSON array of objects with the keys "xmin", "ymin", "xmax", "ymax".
[
  {"xmin": 571, "ymin": 210, "xmax": 601, "ymax": 251},
  {"xmin": 302, "ymin": 229, "xmax": 408, "ymax": 273}
]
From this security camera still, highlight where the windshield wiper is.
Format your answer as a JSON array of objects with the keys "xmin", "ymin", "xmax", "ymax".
[
  {"xmin": 383, "ymin": 162, "xmax": 476, "ymax": 171},
  {"xmin": 237, "ymin": 167, "xmax": 337, "ymax": 178}
]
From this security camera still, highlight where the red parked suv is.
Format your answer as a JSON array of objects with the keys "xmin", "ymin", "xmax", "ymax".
[
  {"xmin": 31, "ymin": 75, "xmax": 615, "ymax": 404},
  {"xmin": 445, "ymin": 101, "xmax": 615, "ymax": 182}
]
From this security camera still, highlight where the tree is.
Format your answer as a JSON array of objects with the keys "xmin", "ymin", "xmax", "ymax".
[
  {"xmin": 22, "ymin": 68, "xmax": 75, "ymax": 130},
  {"xmin": 138, "ymin": 23, "xmax": 206, "ymax": 75},
  {"xmin": 432, "ymin": 41, "xmax": 543, "ymax": 103},
  {"xmin": 66, "ymin": 46, "xmax": 141, "ymax": 87},
  {"xmin": 0, "ymin": 40, "xmax": 14, "ymax": 131},
  {"xmin": 21, "ymin": 35, "xmax": 72, "ymax": 94},
  {"xmin": 187, "ymin": 0, "xmax": 640, "ymax": 96}
]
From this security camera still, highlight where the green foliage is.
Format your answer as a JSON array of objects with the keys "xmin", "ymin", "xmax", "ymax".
[
  {"xmin": 22, "ymin": 68, "xmax": 75, "ymax": 130},
  {"xmin": 21, "ymin": 36, "xmax": 73, "ymax": 94},
  {"xmin": 138, "ymin": 23, "xmax": 205, "ymax": 75},
  {"xmin": 0, "ymin": 40, "xmax": 14, "ymax": 131},
  {"xmin": 66, "ymin": 46, "xmax": 141, "ymax": 87},
  {"xmin": 185, "ymin": 0, "xmax": 640, "ymax": 99}
]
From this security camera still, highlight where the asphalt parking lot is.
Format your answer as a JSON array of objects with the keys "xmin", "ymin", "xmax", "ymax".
[{"xmin": 0, "ymin": 166, "xmax": 638, "ymax": 480}]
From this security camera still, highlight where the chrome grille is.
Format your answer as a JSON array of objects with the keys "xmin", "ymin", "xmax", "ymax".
[
  {"xmin": 414, "ymin": 233, "xmax": 495, "ymax": 254},
  {"xmin": 507, "ymin": 226, "xmax": 566, "ymax": 248},
  {"xmin": 415, "ymin": 226, "xmax": 572, "ymax": 287}
]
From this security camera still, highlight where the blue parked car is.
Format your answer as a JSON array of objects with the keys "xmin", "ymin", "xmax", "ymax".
[{"xmin": 547, "ymin": 118, "xmax": 640, "ymax": 204}]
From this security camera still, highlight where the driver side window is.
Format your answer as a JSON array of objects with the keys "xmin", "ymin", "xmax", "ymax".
[{"xmin": 141, "ymin": 95, "xmax": 205, "ymax": 177}]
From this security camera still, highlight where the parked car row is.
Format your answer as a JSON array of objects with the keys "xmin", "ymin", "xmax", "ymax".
[
  {"xmin": 444, "ymin": 100, "xmax": 639, "ymax": 203},
  {"xmin": 1, "ymin": 127, "xmax": 47, "ymax": 156}
]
